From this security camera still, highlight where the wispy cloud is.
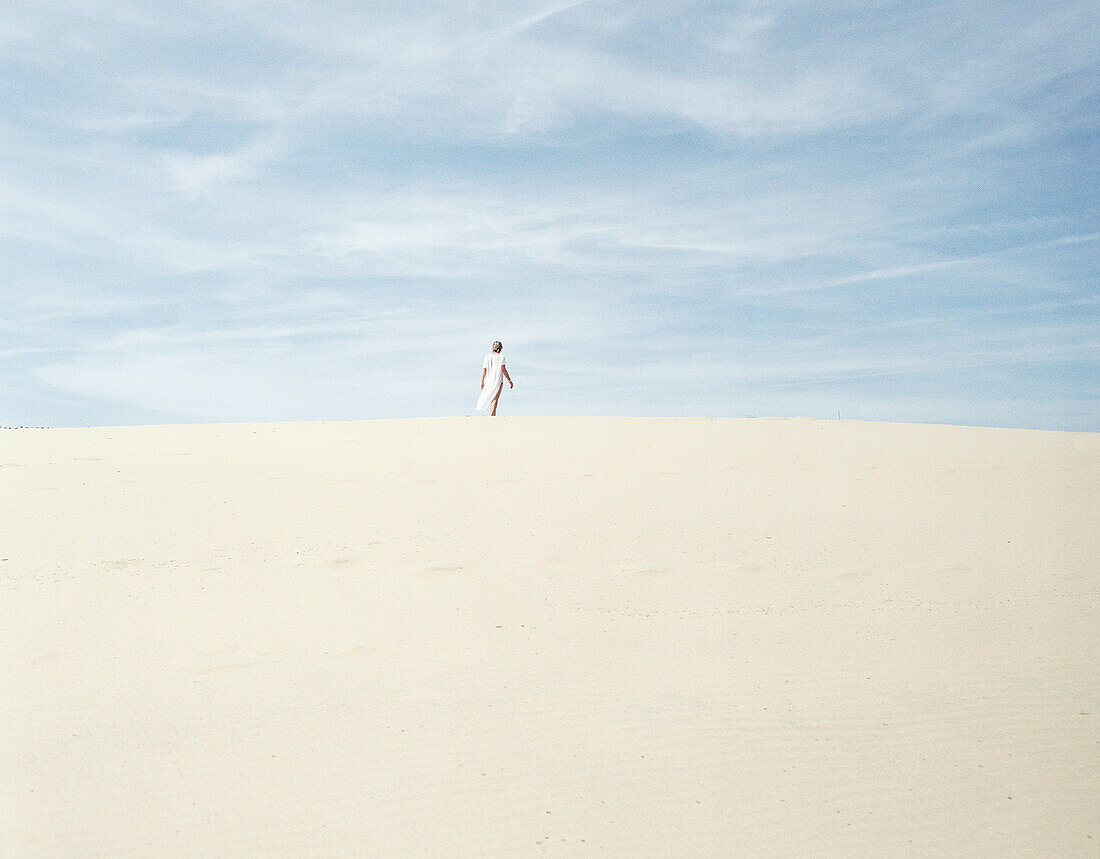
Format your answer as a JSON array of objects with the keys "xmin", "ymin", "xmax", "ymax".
[
  {"xmin": 1, "ymin": 1, "xmax": 1097, "ymax": 428},
  {"xmin": 508, "ymin": 0, "xmax": 602, "ymax": 36}
]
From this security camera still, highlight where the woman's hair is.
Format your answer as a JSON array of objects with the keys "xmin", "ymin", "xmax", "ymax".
[{"xmin": 492, "ymin": 341, "xmax": 502, "ymax": 352}]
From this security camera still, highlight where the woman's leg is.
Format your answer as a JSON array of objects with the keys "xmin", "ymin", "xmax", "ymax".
[{"xmin": 489, "ymin": 382, "xmax": 503, "ymax": 415}]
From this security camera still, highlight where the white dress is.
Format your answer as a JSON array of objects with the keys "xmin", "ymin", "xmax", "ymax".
[{"xmin": 476, "ymin": 352, "xmax": 506, "ymax": 412}]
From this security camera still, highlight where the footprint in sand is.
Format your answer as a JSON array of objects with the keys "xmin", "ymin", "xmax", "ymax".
[
  {"xmin": 416, "ymin": 564, "xmax": 464, "ymax": 576},
  {"xmin": 834, "ymin": 570, "xmax": 873, "ymax": 580}
]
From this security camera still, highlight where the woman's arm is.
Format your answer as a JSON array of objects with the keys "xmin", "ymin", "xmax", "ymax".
[
  {"xmin": 480, "ymin": 368, "xmax": 487, "ymax": 389},
  {"xmin": 502, "ymin": 366, "xmax": 513, "ymax": 388}
]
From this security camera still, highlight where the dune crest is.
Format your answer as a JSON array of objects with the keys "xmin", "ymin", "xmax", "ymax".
[{"xmin": 3, "ymin": 418, "xmax": 1097, "ymax": 854}]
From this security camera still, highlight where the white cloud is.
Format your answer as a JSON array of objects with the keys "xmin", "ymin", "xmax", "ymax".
[
  {"xmin": 161, "ymin": 134, "xmax": 287, "ymax": 197},
  {"xmin": 1, "ymin": 1, "xmax": 1096, "ymax": 428},
  {"xmin": 507, "ymin": 0, "xmax": 603, "ymax": 36}
]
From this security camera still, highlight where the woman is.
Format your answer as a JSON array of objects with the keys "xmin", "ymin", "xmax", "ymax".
[{"xmin": 476, "ymin": 340, "xmax": 513, "ymax": 416}]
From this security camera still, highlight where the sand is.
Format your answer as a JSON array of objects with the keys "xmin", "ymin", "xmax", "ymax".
[{"xmin": 2, "ymin": 417, "xmax": 1097, "ymax": 855}]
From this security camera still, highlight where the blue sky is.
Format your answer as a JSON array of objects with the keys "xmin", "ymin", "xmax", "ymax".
[{"xmin": 2, "ymin": 0, "xmax": 1097, "ymax": 429}]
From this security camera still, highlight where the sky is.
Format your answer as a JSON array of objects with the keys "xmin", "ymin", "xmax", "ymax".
[{"xmin": 2, "ymin": 0, "xmax": 1098, "ymax": 430}]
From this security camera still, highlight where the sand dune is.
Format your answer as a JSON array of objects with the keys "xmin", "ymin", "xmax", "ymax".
[{"xmin": 2, "ymin": 417, "xmax": 1097, "ymax": 855}]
